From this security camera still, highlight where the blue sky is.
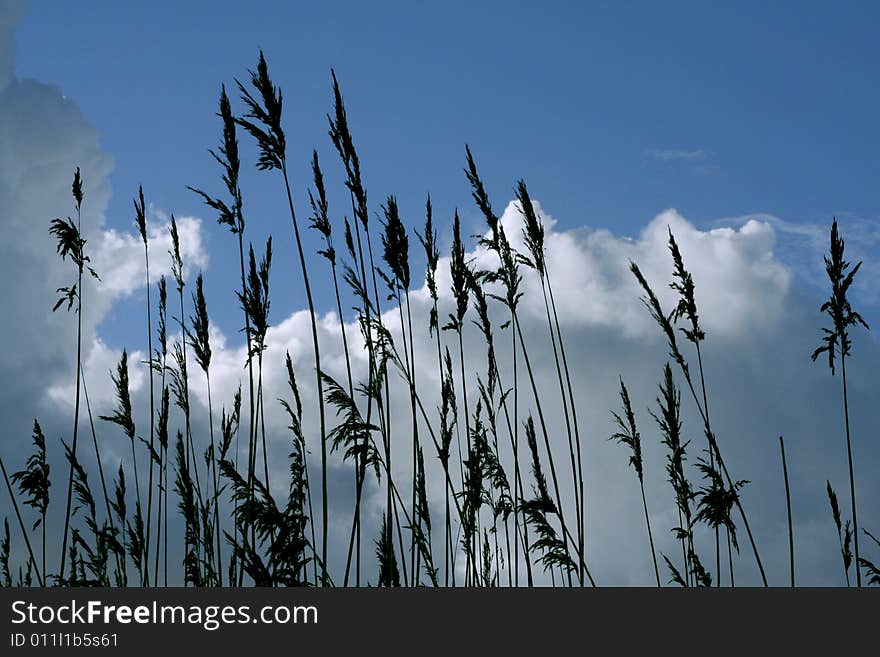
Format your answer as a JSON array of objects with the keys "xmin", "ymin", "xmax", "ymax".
[
  {"xmin": 4, "ymin": 1, "xmax": 880, "ymax": 585},
  {"xmin": 16, "ymin": 0, "xmax": 880, "ymax": 340}
]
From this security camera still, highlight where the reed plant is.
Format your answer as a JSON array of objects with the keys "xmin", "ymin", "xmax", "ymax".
[
  {"xmin": 812, "ymin": 219, "xmax": 869, "ymax": 586},
  {"xmin": 7, "ymin": 52, "xmax": 880, "ymax": 591},
  {"xmin": 236, "ymin": 52, "xmax": 329, "ymax": 584},
  {"xmin": 51, "ymin": 168, "xmax": 98, "ymax": 581},
  {"xmin": 610, "ymin": 379, "xmax": 660, "ymax": 586}
]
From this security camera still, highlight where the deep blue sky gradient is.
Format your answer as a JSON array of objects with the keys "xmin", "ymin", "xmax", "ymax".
[{"xmin": 17, "ymin": 0, "xmax": 880, "ymax": 341}]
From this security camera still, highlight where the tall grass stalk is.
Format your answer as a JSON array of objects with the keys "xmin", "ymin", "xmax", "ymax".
[
  {"xmin": 465, "ymin": 147, "xmax": 541, "ymax": 585},
  {"xmin": 367, "ymin": 318, "xmax": 470, "ymax": 584},
  {"xmin": 517, "ymin": 180, "xmax": 585, "ymax": 585},
  {"xmin": 470, "ymin": 275, "xmax": 515, "ymax": 586},
  {"xmin": 80, "ymin": 373, "xmax": 122, "ymax": 580},
  {"xmin": 666, "ymin": 229, "xmax": 721, "ymax": 584},
  {"xmin": 237, "ymin": 52, "xmax": 329, "ymax": 583},
  {"xmin": 186, "ymin": 273, "xmax": 223, "ymax": 583},
  {"xmin": 99, "ymin": 350, "xmax": 147, "ymax": 584},
  {"xmin": 812, "ymin": 219, "xmax": 869, "ymax": 587},
  {"xmin": 416, "ymin": 195, "xmax": 454, "ymax": 584},
  {"xmin": 443, "ymin": 210, "xmax": 476, "ymax": 582},
  {"xmin": 379, "ymin": 195, "xmax": 422, "ymax": 583},
  {"xmin": 188, "ymin": 84, "xmax": 256, "ymax": 584},
  {"xmin": 151, "ymin": 277, "xmax": 169, "ymax": 585},
  {"xmin": 52, "ymin": 168, "xmax": 96, "ymax": 581},
  {"xmin": 328, "ymin": 70, "xmax": 409, "ymax": 586},
  {"xmin": 238, "ymin": 238, "xmax": 274, "ymax": 576},
  {"xmin": 133, "ymin": 187, "xmax": 155, "ymax": 585},
  {"xmin": 309, "ymin": 151, "xmax": 357, "ymax": 583},
  {"xmin": 505, "ymin": 233, "xmax": 573, "ymax": 585},
  {"xmin": 631, "ymin": 259, "xmax": 767, "ymax": 586},
  {"xmin": 779, "ymin": 436, "xmax": 794, "ymax": 586},
  {"xmin": 169, "ymin": 217, "xmax": 202, "ymax": 499},
  {"xmin": 610, "ymin": 378, "xmax": 660, "ymax": 586}
]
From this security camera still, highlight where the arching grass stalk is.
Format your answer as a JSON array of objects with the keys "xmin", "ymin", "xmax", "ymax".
[
  {"xmin": 416, "ymin": 195, "xmax": 455, "ymax": 584},
  {"xmin": 236, "ymin": 52, "xmax": 328, "ymax": 584},
  {"xmin": 666, "ymin": 229, "xmax": 722, "ymax": 584},
  {"xmin": 630, "ymin": 260, "xmax": 767, "ymax": 586},
  {"xmin": 516, "ymin": 180, "xmax": 584, "ymax": 585},
  {"xmin": 337, "ymin": 220, "xmax": 374, "ymax": 587},
  {"xmin": 188, "ymin": 84, "xmax": 256, "ymax": 584},
  {"xmin": 812, "ymin": 219, "xmax": 869, "ymax": 587},
  {"xmin": 237, "ymin": 240, "xmax": 273, "ymax": 537},
  {"xmin": 155, "ymin": 385, "xmax": 169, "ymax": 586},
  {"xmin": 520, "ymin": 416, "xmax": 595, "ymax": 584},
  {"xmin": 239, "ymin": 237, "xmax": 274, "ymax": 576},
  {"xmin": 475, "ymin": 377, "xmax": 514, "ymax": 587},
  {"xmin": 328, "ymin": 70, "xmax": 407, "ymax": 585},
  {"xmin": 460, "ymin": 402, "xmax": 487, "ymax": 583},
  {"xmin": 442, "ymin": 211, "xmax": 475, "ymax": 583},
  {"xmin": 217, "ymin": 386, "xmax": 241, "ymax": 584},
  {"xmin": 438, "ymin": 349, "xmax": 457, "ymax": 585},
  {"xmin": 309, "ymin": 152, "xmax": 355, "ymax": 399},
  {"xmin": 465, "ymin": 147, "xmax": 540, "ymax": 585},
  {"xmin": 168, "ymin": 217, "xmax": 203, "ymax": 501},
  {"xmin": 186, "ymin": 273, "xmax": 222, "ymax": 583},
  {"xmin": 133, "ymin": 187, "xmax": 155, "ymax": 585},
  {"xmin": 51, "ymin": 167, "xmax": 97, "ymax": 581},
  {"xmin": 80, "ymin": 372, "xmax": 121, "ymax": 580},
  {"xmin": 327, "ymin": 74, "xmax": 374, "ymax": 582},
  {"xmin": 99, "ymin": 351, "xmax": 146, "ymax": 584},
  {"xmin": 338, "ymin": 208, "xmax": 408, "ymax": 588},
  {"xmin": 380, "ymin": 195, "xmax": 422, "ymax": 583},
  {"xmin": 505, "ymin": 231, "xmax": 574, "ymax": 586},
  {"xmin": 280, "ymin": 353, "xmax": 318, "ymax": 583},
  {"xmin": 779, "ymin": 436, "xmax": 794, "ymax": 586},
  {"xmin": 469, "ymin": 274, "xmax": 515, "ymax": 586},
  {"xmin": 610, "ymin": 378, "xmax": 660, "ymax": 586},
  {"xmin": 308, "ymin": 151, "xmax": 355, "ymax": 583},
  {"xmin": 151, "ymin": 276, "xmax": 169, "ymax": 585},
  {"xmin": 651, "ymin": 364, "xmax": 711, "ymax": 587}
]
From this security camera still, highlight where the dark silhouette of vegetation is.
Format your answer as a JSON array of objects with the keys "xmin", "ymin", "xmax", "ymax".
[{"xmin": 2, "ymin": 57, "xmax": 876, "ymax": 591}]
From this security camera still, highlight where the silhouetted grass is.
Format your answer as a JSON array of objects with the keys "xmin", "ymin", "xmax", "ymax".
[
  {"xmin": 4, "ymin": 54, "xmax": 878, "ymax": 590},
  {"xmin": 813, "ymin": 219, "xmax": 869, "ymax": 586}
]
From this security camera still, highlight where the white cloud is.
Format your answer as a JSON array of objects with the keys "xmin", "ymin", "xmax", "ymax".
[
  {"xmin": 92, "ymin": 214, "xmax": 207, "ymax": 297},
  {"xmin": 721, "ymin": 212, "xmax": 880, "ymax": 307},
  {"xmin": 644, "ymin": 148, "xmax": 707, "ymax": 162},
  {"xmin": 62, "ymin": 195, "xmax": 880, "ymax": 585}
]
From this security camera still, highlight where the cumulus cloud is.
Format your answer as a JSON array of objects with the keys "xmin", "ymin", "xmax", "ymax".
[
  {"xmin": 0, "ymin": 2, "xmax": 207, "ymax": 396},
  {"xmin": 92, "ymin": 213, "xmax": 207, "ymax": 298},
  {"xmin": 62, "ymin": 195, "xmax": 880, "ymax": 586},
  {"xmin": 478, "ymin": 202, "xmax": 792, "ymax": 341},
  {"xmin": 722, "ymin": 212, "xmax": 880, "ymax": 307},
  {"xmin": 0, "ymin": 0, "xmax": 206, "ymax": 515}
]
